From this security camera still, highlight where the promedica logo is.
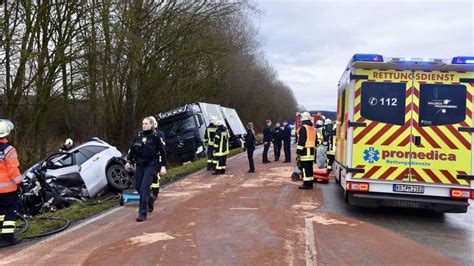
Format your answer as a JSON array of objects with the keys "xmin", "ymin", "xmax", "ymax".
[{"xmin": 363, "ymin": 147, "xmax": 456, "ymax": 166}]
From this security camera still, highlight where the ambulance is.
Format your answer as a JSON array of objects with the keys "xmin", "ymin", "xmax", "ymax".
[{"xmin": 334, "ymin": 54, "xmax": 474, "ymax": 213}]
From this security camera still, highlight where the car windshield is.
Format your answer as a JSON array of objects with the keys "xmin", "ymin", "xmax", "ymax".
[{"xmin": 160, "ymin": 116, "xmax": 196, "ymax": 138}]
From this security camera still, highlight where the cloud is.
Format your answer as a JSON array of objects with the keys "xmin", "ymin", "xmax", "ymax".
[{"xmin": 256, "ymin": 1, "xmax": 474, "ymax": 111}]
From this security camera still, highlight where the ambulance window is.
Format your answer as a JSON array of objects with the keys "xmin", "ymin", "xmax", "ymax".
[
  {"xmin": 360, "ymin": 82, "xmax": 406, "ymax": 125},
  {"xmin": 340, "ymin": 89, "xmax": 346, "ymax": 125},
  {"xmin": 419, "ymin": 84, "xmax": 466, "ymax": 127}
]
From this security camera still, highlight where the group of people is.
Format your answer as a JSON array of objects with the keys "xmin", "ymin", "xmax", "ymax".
[
  {"xmin": 204, "ymin": 116, "xmax": 231, "ymax": 175},
  {"xmin": 262, "ymin": 120, "xmax": 293, "ymax": 164},
  {"xmin": 0, "ymin": 112, "xmax": 333, "ymax": 247}
]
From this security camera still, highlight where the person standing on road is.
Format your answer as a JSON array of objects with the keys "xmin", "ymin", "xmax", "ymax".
[
  {"xmin": 125, "ymin": 117, "xmax": 167, "ymax": 222},
  {"xmin": 213, "ymin": 120, "xmax": 230, "ymax": 175},
  {"xmin": 272, "ymin": 122, "xmax": 283, "ymax": 162},
  {"xmin": 148, "ymin": 116, "xmax": 167, "ymax": 213},
  {"xmin": 282, "ymin": 120, "xmax": 292, "ymax": 163},
  {"xmin": 0, "ymin": 119, "xmax": 24, "ymax": 247},
  {"xmin": 262, "ymin": 120, "xmax": 273, "ymax": 163},
  {"xmin": 244, "ymin": 122, "xmax": 256, "ymax": 173},
  {"xmin": 204, "ymin": 116, "xmax": 218, "ymax": 171},
  {"xmin": 296, "ymin": 112, "xmax": 317, "ymax": 190}
]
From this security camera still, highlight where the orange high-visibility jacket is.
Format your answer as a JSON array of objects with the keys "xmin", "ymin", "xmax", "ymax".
[{"xmin": 0, "ymin": 139, "xmax": 23, "ymax": 193}]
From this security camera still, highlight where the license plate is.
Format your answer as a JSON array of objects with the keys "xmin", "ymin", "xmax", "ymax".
[{"xmin": 392, "ymin": 184, "xmax": 424, "ymax": 194}]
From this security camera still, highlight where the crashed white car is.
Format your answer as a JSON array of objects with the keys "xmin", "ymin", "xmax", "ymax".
[{"xmin": 23, "ymin": 138, "xmax": 130, "ymax": 199}]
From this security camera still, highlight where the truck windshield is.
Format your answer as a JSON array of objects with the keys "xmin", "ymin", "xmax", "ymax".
[{"xmin": 160, "ymin": 116, "xmax": 196, "ymax": 138}]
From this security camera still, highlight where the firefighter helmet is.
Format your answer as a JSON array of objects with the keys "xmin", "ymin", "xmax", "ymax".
[
  {"xmin": 301, "ymin": 112, "xmax": 312, "ymax": 121},
  {"xmin": 0, "ymin": 119, "xmax": 14, "ymax": 138}
]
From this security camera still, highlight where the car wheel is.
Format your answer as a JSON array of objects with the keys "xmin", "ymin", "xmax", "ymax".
[{"xmin": 106, "ymin": 164, "xmax": 130, "ymax": 191}]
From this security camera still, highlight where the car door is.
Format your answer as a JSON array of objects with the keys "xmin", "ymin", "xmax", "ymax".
[
  {"xmin": 410, "ymin": 71, "xmax": 472, "ymax": 186},
  {"xmin": 351, "ymin": 69, "xmax": 413, "ymax": 182},
  {"xmin": 75, "ymin": 146, "xmax": 108, "ymax": 197}
]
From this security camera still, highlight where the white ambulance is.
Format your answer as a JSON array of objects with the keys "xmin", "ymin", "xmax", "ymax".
[{"xmin": 334, "ymin": 54, "xmax": 474, "ymax": 213}]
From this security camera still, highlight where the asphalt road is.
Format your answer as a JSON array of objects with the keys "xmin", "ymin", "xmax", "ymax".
[
  {"xmin": 319, "ymin": 177, "xmax": 474, "ymax": 265},
  {"xmin": 0, "ymin": 147, "xmax": 469, "ymax": 265}
]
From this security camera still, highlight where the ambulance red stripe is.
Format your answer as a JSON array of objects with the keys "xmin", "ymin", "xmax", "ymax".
[
  {"xmin": 362, "ymin": 166, "xmax": 382, "ymax": 178},
  {"xmin": 413, "ymin": 123, "xmax": 441, "ymax": 149},
  {"xmin": 422, "ymin": 169, "xmax": 444, "ymax": 184},
  {"xmin": 429, "ymin": 126, "xmax": 458, "ymax": 149},
  {"xmin": 379, "ymin": 167, "xmax": 398, "ymax": 180},
  {"xmin": 381, "ymin": 122, "xmax": 410, "ymax": 145},
  {"xmin": 366, "ymin": 124, "xmax": 393, "ymax": 145},
  {"xmin": 446, "ymin": 125, "xmax": 471, "ymax": 150},
  {"xmin": 440, "ymin": 170, "xmax": 460, "ymax": 185},
  {"xmin": 353, "ymin": 121, "xmax": 379, "ymax": 144}
]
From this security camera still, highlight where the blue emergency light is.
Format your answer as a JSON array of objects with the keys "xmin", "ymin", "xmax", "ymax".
[
  {"xmin": 352, "ymin": 54, "xmax": 384, "ymax": 63},
  {"xmin": 452, "ymin": 56, "xmax": 474, "ymax": 64}
]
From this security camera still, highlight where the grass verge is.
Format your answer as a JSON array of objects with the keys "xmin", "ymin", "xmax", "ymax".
[{"xmin": 18, "ymin": 148, "xmax": 244, "ymax": 239}]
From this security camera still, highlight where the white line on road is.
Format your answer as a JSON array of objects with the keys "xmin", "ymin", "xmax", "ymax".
[
  {"xmin": 238, "ymin": 197, "xmax": 259, "ymax": 199},
  {"xmin": 229, "ymin": 208, "xmax": 259, "ymax": 210},
  {"xmin": 305, "ymin": 218, "xmax": 318, "ymax": 266}
]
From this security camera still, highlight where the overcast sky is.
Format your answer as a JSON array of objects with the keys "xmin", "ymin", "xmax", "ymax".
[{"xmin": 255, "ymin": 0, "xmax": 474, "ymax": 111}]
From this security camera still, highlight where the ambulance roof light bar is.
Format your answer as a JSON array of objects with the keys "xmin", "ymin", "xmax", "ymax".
[
  {"xmin": 389, "ymin": 57, "xmax": 444, "ymax": 65},
  {"xmin": 452, "ymin": 56, "xmax": 474, "ymax": 64},
  {"xmin": 352, "ymin": 54, "xmax": 384, "ymax": 63}
]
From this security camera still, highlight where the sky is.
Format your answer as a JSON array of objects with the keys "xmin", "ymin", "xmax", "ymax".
[{"xmin": 255, "ymin": 0, "xmax": 474, "ymax": 111}]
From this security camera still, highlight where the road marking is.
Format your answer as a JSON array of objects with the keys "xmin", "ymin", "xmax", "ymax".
[
  {"xmin": 229, "ymin": 208, "xmax": 259, "ymax": 210},
  {"xmin": 0, "ymin": 207, "xmax": 123, "ymax": 265},
  {"xmin": 305, "ymin": 218, "xmax": 318, "ymax": 266},
  {"xmin": 238, "ymin": 196, "xmax": 259, "ymax": 199}
]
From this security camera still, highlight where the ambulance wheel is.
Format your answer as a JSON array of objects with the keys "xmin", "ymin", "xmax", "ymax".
[
  {"xmin": 335, "ymin": 169, "xmax": 341, "ymax": 185},
  {"xmin": 344, "ymin": 190, "xmax": 351, "ymax": 203}
]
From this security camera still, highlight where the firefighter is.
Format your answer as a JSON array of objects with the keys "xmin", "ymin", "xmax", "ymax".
[
  {"xmin": 282, "ymin": 120, "xmax": 292, "ymax": 163},
  {"xmin": 59, "ymin": 138, "xmax": 74, "ymax": 152},
  {"xmin": 262, "ymin": 120, "xmax": 273, "ymax": 163},
  {"xmin": 125, "ymin": 117, "xmax": 167, "ymax": 222},
  {"xmin": 324, "ymin": 118, "xmax": 334, "ymax": 151},
  {"xmin": 148, "ymin": 116, "xmax": 167, "ymax": 213},
  {"xmin": 212, "ymin": 120, "xmax": 229, "ymax": 175},
  {"xmin": 204, "ymin": 116, "xmax": 218, "ymax": 171},
  {"xmin": 0, "ymin": 119, "xmax": 23, "ymax": 247},
  {"xmin": 296, "ymin": 112, "xmax": 317, "ymax": 190}
]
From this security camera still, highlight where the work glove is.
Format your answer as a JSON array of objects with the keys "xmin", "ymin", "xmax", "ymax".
[{"xmin": 159, "ymin": 166, "xmax": 167, "ymax": 176}]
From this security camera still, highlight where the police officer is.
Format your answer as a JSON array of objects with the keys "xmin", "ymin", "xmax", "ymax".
[
  {"xmin": 244, "ymin": 122, "xmax": 256, "ymax": 173},
  {"xmin": 282, "ymin": 120, "xmax": 292, "ymax": 163},
  {"xmin": 204, "ymin": 116, "xmax": 218, "ymax": 171},
  {"xmin": 296, "ymin": 112, "xmax": 317, "ymax": 190},
  {"xmin": 126, "ymin": 117, "xmax": 167, "ymax": 222},
  {"xmin": 262, "ymin": 119, "xmax": 273, "ymax": 163},
  {"xmin": 148, "ymin": 116, "xmax": 167, "ymax": 213},
  {"xmin": 272, "ymin": 122, "xmax": 283, "ymax": 161},
  {"xmin": 212, "ymin": 120, "xmax": 229, "ymax": 175},
  {"xmin": 0, "ymin": 119, "xmax": 23, "ymax": 247}
]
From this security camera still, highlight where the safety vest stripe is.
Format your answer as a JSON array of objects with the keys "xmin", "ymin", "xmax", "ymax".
[
  {"xmin": 5, "ymin": 151, "xmax": 17, "ymax": 159},
  {"xmin": 297, "ymin": 145, "xmax": 304, "ymax": 150},
  {"xmin": 0, "ymin": 181, "xmax": 15, "ymax": 188},
  {"xmin": 1, "ymin": 228, "xmax": 15, "ymax": 234},
  {"xmin": 3, "ymin": 146, "xmax": 13, "ymax": 155},
  {"xmin": 2, "ymin": 221, "xmax": 15, "ymax": 227},
  {"xmin": 12, "ymin": 175, "xmax": 24, "ymax": 183},
  {"xmin": 0, "ymin": 215, "xmax": 4, "ymax": 221}
]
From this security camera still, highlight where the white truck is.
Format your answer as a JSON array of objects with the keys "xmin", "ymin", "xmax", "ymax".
[{"xmin": 157, "ymin": 102, "xmax": 246, "ymax": 162}]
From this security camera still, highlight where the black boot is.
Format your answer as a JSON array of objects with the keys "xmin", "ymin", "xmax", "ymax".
[{"xmin": 298, "ymin": 181, "xmax": 313, "ymax": 190}]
